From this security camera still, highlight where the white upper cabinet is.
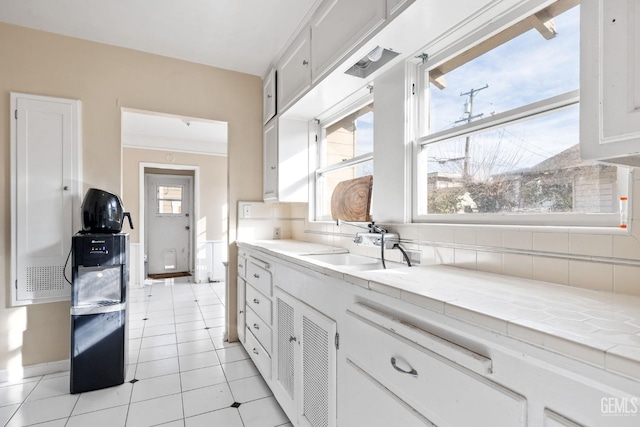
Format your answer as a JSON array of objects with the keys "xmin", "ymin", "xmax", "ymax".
[
  {"xmin": 263, "ymin": 117, "xmax": 309, "ymax": 203},
  {"xmin": 263, "ymin": 119, "xmax": 279, "ymax": 201},
  {"xmin": 311, "ymin": 0, "xmax": 386, "ymax": 82},
  {"xmin": 263, "ymin": 68, "xmax": 277, "ymax": 125},
  {"xmin": 386, "ymin": 0, "xmax": 414, "ymax": 19},
  {"xmin": 277, "ymin": 28, "xmax": 312, "ymax": 113},
  {"xmin": 581, "ymin": 0, "xmax": 640, "ymax": 166}
]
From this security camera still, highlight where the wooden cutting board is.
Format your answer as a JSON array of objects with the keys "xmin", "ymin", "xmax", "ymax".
[{"xmin": 330, "ymin": 175, "xmax": 373, "ymax": 222}]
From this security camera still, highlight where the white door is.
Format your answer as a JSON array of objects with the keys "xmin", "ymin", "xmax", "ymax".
[
  {"xmin": 145, "ymin": 174, "xmax": 192, "ymax": 275},
  {"xmin": 11, "ymin": 93, "xmax": 81, "ymax": 305}
]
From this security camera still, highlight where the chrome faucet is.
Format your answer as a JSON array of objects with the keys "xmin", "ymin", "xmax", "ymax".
[{"xmin": 336, "ymin": 219, "xmax": 411, "ymax": 268}]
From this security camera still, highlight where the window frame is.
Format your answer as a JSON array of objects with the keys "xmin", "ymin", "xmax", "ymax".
[
  {"xmin": 313, "ymin": 93, "xmax": 374, "ymax": 221},
  {"xmin": 411, "ymin": 0, "xmax": 630, "ymax": 227}
]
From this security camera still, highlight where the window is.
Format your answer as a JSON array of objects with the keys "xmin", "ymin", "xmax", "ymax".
[
  {"xmin": 414, "ymin": 1, "xmax": 627, "ymax": 226},
  {"xmin": 157, "ymin": 185, "xmax": 183, "ymax": 214},
  {"xmin": 315, "ymin": 100, "xmax": 374, "ymax": 220}
]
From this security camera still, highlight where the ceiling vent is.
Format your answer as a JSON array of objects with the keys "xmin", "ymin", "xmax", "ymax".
[{"xmin": 345, "ymin": 46, "xmax": 400, "ymax": 78}]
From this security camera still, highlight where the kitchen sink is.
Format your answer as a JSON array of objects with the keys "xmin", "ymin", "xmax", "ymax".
[
  {"xmin": 303, "ymin": 253, "xmax": 403, "ymax": 270},
  {"xmin": 304, "ymin": 253, "xmax": 380, "ymax": 265}
]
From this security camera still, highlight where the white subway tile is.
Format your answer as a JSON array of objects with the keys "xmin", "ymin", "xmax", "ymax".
[
  {"xmin": 533, "ymin": 232, "xmax": 569, "ymax": 254},
  {"xmin": 532, "ymin": 257, "xmax": 569, "ymax": 285},
  {"xmin": 569, "ymin": 261, "xmax": 613, "ymax": 292},
  {"xmin": 569, "ymin": 234, "xmax": 613, "ymax": 257},
  {"xmin": 502, "ymin": 254, "xmax": 533, "ymax": 279}
]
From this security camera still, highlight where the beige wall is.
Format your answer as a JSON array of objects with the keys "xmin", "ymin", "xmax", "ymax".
[
  {"xmin": 0, "ymin": 23, "xmax": 262, "ymax": 374},
  {"xmin": 122, "ymin": 148, "xmax": 227, "ymax": 244}
]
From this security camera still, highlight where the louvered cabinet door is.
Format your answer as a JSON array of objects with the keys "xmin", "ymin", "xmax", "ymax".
[
  {"xmin": 274, "ymin": 292, "xmax": 297, "ymax": 420},
  {"xmin": 298, "ymin": 302, "xmax": 337, "ymax": 427},
  {"xmin": 273, "ymin": 288, "xmax": 338, "ymax": 427}
]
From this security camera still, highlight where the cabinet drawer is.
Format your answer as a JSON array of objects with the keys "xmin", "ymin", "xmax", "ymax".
[
  {"xmin": 246, "ymin": 326, "xmax": 272, "ymax": 380},
  {"xmin": 246, "ymin": 284, "xmax": 272, "ymax": 325},
  {"xmin": 246, "ymin": 306, "xmax": 272, "ymax": 354},
  {"xmin": 345, "ymin": 310, "xmax": 526, "ymax": 427},
  {"xmin": 344, "ymin": 359, "xmax": 435, "ymax": 427},
  {"xmin": 247, "ymin": 261, "xmax": 272, "ymax": 296},
  {"xmin": 237, "ymin": 256, "xmax": 247, "ymax": 279}
]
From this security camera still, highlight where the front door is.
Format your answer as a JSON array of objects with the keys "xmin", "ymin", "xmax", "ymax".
[{"xmin": 145, "ymin": 174, "xmax": 192, "ymax": 276}]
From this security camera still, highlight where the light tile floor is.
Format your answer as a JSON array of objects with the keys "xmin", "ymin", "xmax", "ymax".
[{"xmin": 0, "ymin": 280, "xmax": 292, "ymax": 427}]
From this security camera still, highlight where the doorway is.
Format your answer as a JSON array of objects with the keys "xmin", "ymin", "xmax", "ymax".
[{"xmin": 145, "ymin": 172, "xmax": 193, "ymax": 278}]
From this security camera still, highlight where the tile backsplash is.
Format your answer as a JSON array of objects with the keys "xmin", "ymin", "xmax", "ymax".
[
  {"xmin": 237, "ymin": 201, "xmax": 306, "ymax": 241},
  {"xmin": 294, "ymin": 218, "xmax": 640, "ymax": 297}
]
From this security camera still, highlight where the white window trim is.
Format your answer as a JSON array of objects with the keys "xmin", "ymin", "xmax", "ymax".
[
  {"xmin": 312, "ymin": 93, "xmax": 374, "ymax": 222},
  {"xmin": 411, "ymin": 2, "xmax": 631, "ymax": 228}
]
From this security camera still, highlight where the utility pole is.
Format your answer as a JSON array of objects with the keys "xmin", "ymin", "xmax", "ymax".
[{"xmin": 455, "ymin": 84, "xmax": 488, "ymax": 179}]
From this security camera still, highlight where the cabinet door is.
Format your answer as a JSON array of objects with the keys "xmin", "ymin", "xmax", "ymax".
[
  {"xmin": 298, "ymin": 299, "xmax": 337, "ymax": 427},
  {"xmin": 11, "ymin": 93, "xmax": 81, "ymax": 305},
  {"xmin": 311, "ymin": 0, "xmax": 386, "ymax": 82},
  {"xmin": 263, "ymin": 68, "xmax": 277, "ymax": 125},
  {"xmin": 274, "ymin": 288, "xmax": 337, "ymax": 427},
  {"xmin": 277, "ymin": 28, "xmax": 311, "ymax": 113},
  {"xmin": 263, "ymin": 119, "xmax": 279, "ymax": 201},
  {"xmin": 581, "ymin": 0, "xmax": 640, "ymax": 166},
  {"xmin": 274, "ymin": 292, "xmax": 297, "ymax": 420},
  {"xmin": 237, "ymin": 276, "xmax": 246, "ymax": 344},
  {"xmin": 387, "ymin": 0, "xmax": 415, "ymax": 19}
]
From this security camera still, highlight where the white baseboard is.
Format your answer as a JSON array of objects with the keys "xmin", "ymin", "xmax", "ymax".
[{"xmin": 0, "ymin": 359, "xmax": 69, "ymax": 383}]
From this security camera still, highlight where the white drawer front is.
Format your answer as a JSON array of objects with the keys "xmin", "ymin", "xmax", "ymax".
[
  {"xmin": 246, "ymin": 306, "xmax": 272, "ymax": 354},
  {"xmin": 344, "ymin": 359, "xmax": 435, "ymax": 427},
  {"xmin": 246, "ymin": 284, "xmax": 272, "ymax": 325},
  {"xmin": 247, "ymin": 261, "xmax": 272, "ymax": 296},
  {"xmin": 345, "ymin": 311, "xmax": 526, "ymax": 427},
  {"xmin": 237, "ymin": 256, "xmax": 247, "ymax": 279},
  {"xmin": 246, "ymin": 326, "xmax": 272, "ymax": 380}
]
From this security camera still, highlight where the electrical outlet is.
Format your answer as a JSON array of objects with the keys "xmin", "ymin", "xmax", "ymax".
[
  {"xmin": 243, "ymin": 204, "xmax": 252, "ymax": 218},
  {"xmin": 273, "ymin": 227, "xmax": 281, "ymax": 239}
]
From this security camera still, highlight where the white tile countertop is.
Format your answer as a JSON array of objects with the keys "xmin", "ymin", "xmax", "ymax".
[{"xmin": 238, "ymin": 239, "xmax": 640, "ymax": 381}]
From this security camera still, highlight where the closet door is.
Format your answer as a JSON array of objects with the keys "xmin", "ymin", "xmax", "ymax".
[{"xmin": 11, "ymin": 93, "xmax": 81, "ymax": 305}]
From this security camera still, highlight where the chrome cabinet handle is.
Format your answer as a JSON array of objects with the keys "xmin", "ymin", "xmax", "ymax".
[
  {"xmin": 239, "ymin": 310, "xmax": 244, "ymax": 314},
  {"xmin": 253, "ymin": 298, "xmax": 259, "ymax": 304},
  {"xmin": 238, "ymin": 264, "xmax": 243, "ymax": 268},
  {"xmin": 252, "ymin": 348, "xmax": 259, "ymax": 355},
  {"xmin": 270, "ymin": 166, "xmax": 276, "ymax": 170},
  {"xmin": 302, "ymin": 59, "xmax": 309, "ymax": 66},
  {"xmin": 253, "ymin": 323, "xmax": 259, "ymax": 330},
  {"xmin": 289, "ymin": 336, "xmax": 297, "ymax": 343},
  {"xmin": 253, "ymin": 273, "xmax": 260, "ymax": 279},
  {"xmin": 267, "ymin": 94, "xmax": 272, "ymax": 98},
  {"xmin": 391, "ymin": 357, "xmax": 418, "ymax": 378}
]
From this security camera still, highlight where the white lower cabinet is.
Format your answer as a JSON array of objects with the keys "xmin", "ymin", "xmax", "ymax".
[
  {"xmin": 273, "ymin": 288, "xmax": 337, "ymax": 427},
  {"xmin": 343, "ymin": 304, "xmax": 526, "ymax": 427},
  {"xmin": 237, "ymin": 244, "xmax": 639, "ymax": 427},
  {"xmin": 344, "ymin": 358, "xmax": 435, "ymax": 426},
  {"xmin": 237, "ymin": 276, "xmax": 246, "ymax": 344}
]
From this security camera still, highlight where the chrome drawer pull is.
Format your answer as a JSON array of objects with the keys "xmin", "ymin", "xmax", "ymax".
[
  {"xmin": 239, "ymin": 310, "xmax": 244, "ymax": 314},
  {"xmin": 289, "ymin": 336, "xmax": 297, "ymax": 343},
  {"xmin": 253, "ymin": 298, "xmax": 260, "ymax": 304},
  {"xmin": 253, "ymin": 273, "xmax": 260, "ymax": 279},
  {"xmin": 252, "ymin": 348, "xmax": 259, "ymax": 355},
  {"xmin": 391, "ymin": 357, "xmax": 418, "ymax": 378},
  {"xmin": 253, "ymin": 323, "xmax": 259, "ymax": 330},
  {"xmin": 238, "ymin": 264, "xmax": 243, "ymax": 268}
]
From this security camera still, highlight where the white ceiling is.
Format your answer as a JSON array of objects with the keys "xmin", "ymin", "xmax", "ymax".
[
  {"xmin": 122, "ymin": 111, "xmax": 228, "ymax": 155},
  {"xmin": 0, "ymin": 0, "xmax": 321, "ymax": 76}
]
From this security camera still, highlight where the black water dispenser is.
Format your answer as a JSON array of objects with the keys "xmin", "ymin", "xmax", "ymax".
[{"xmin": 70, "ymin": 232, "xmax": 129, "ymax": 394}]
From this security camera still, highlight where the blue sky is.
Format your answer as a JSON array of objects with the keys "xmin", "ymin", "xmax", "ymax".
[{"xmin": 428, "ymin": 5, "xmax": 580, "ymax": 173}]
